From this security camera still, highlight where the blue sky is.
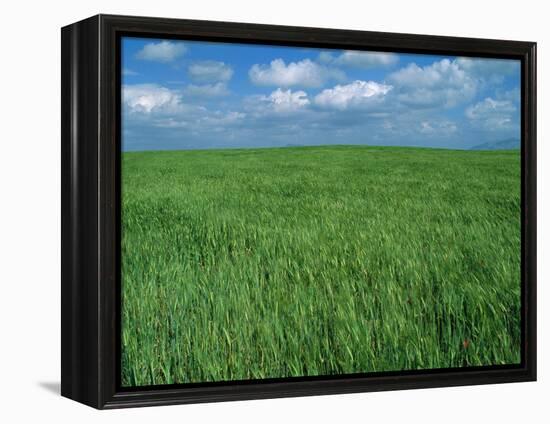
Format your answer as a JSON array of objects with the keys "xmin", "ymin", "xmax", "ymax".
[{"xmin": 122, "ymin": 36, "xmax": 520, "ymax": 151}]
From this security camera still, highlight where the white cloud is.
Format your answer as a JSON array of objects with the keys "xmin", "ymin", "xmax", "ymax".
[
  {"xmin": 122, "ymin": 68, "xmax": 138, "ymax": 76},
  {"xmin": 183, "ymin": 82, "xmax": 229, "ymax": 97},
  {"xmin": 455, "ymin": 57, "xmax": 520, "ymax": 83},
  {"xmin": 135, "ymin": 41, "xmax": 187, "ymax": 63},
  {"xmin": 419, "ymin": 120, "xmax": 458, "ymax": 135},
  {"xmin": 268, "ymin": 88, "xmax": 310, "ymax": 112},
  {"xmin": 466, "ymin": 97, "xmax": 516, "ymax": 119},
  {"xmin": 320, "ymin": 50, "xmax": 399, "ymax": 69},
  {"xmin": 200, "ymin": 111, "xmax": 246, "ymax": 125},
  {"xmin": 314, "ymin": 80, "xmax": 392, "ymax": 110},
  {"xmin": 187, "ymin": 61, "xmax": 234, "ymax": 82},
  {"xmin": 122, "ymin": 84, "xmax": 184, "ymax": 114},
  {"xmin": 388, "ymin": 59, "xmax": 477, "ymax": 108},
  {"xmin": 420, "ymin": 121, "xmax": 433, "ymax": 133},
  {"xmin": 496, "ymin": 87, "xmax": 520, "ymax": 103},
  {"xmin": 123, "ymin": 84, "xmax": 245, "ymax": 136},
  {"xmin": 466, "ymin": 97, "xmax": 517, "ymax": 130},
  {"xmin": 317, "ymin": 51, "xmax": 334, "ymax": 64},
  {"xmin": 250, "ymin": 88, "xmax": 311, "ymax": 114},
  {"xmin": 151, "ymin": 118, "xmax": 189, "ymax": 128},
  {"xmin": 153, "ymin": 110, "xmax": 245, "ymax": 129},
  {"xmin": 249, "ymin": 59, "xmax": 344, "ymax": 88}
]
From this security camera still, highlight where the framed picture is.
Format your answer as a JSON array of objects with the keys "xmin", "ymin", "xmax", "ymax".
[{"xmin": 61, "ymin": 14, "xmax": 536, "ymax": 409}]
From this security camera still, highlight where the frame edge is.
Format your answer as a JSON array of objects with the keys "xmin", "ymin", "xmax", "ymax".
[{"xmin": 61, "ymin": 14, "xmax": 103, "ymax": 409}]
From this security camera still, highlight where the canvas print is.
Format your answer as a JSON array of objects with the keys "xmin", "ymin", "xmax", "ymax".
[{"xmin": 120, "ymin": 36, "xmax": 521, "ymax": 387}]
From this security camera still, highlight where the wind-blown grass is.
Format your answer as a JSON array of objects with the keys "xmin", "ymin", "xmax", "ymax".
[{"xmin": 121, "ymin": 145, "xmax": 521, "ymax": 387}]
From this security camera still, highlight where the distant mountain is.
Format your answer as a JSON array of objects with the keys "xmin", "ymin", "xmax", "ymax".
[{"xmin": 470, "ymin": 138, "xmax": 520, "ymax": 150}]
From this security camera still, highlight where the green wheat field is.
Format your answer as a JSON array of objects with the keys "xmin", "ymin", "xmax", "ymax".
[{"xmin": 121, "ymin": 145, "xmax": 521, "ymax": 387}]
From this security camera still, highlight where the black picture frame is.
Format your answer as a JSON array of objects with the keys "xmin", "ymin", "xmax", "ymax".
[{"xmin": 61, "ymin": 14, "xmax": 537, "ymax": 409}]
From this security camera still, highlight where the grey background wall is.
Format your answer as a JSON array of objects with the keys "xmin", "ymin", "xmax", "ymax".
[{"xmin": 0, "ymin": 0, "xmax": 545, "ymax": 421}]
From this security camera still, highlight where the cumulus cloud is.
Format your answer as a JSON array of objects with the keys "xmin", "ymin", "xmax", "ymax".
[
  {"xmin": 466, "ymin": 97, "xmax": 516, "ymax": 119},
  {"xmin": 314, "ymin": 80, "xmax": 392, "ymax": 110},
  {"xmin": 123, "ymin": 84, "xmax": 244, "ymax": 136},
  {"xmin": 123, "ymin": 84, "xmax": 184, "ymax": 114},
  {"xmin": 135, "ymin": 41, "xmax": 187, "ymax": 62},
  {"xmin": 123, "ymin": 42, "xmax": 521, "ymax": 150},
  {"xmin": 388, "ymin": 58, "xmax": 477, "ymax": 108},
  {"xmin": 268, "ymin": 88, "xmax": 310, "ymax": 112},
  {"xmin": 249, "ymin": 59, "xmax": 344, "ymax": 88},
  {"xmin": 183, "ymin": 82, "xmax": 230, "ymax": 97},
  {"xmin": 455, "ymin": 57, "xmax": 520, "ymax": 83},
  {"xmin": 320, "ymin": 50, "xmax": 399, "ymax": 69},
  {"xmin": 419, "ymin": 120, "xmax": 458, "ymax": 135},
  {"xmin": 249, "ymin": 88, "xmax": 311, "ymax": 114},
  {"xmin": 466, "ymin": 97, "xmax": 517, "ymax": 130},
  {"xmin": 187, "ymin": 61, "xmax": 234, "ymax": 82}
]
